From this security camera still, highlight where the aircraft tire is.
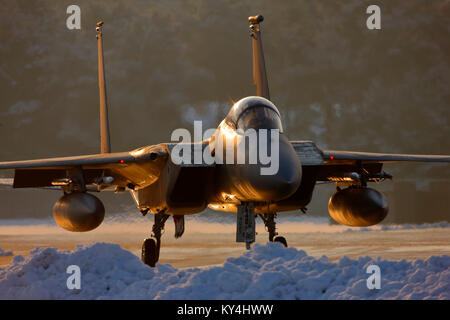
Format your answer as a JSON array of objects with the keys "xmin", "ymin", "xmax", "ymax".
[
  {"xmin": 141, "ymin": 238, "xmax": 158, "ymax": 267},
  {"xmin": 273, "ymin": 236, "xmax": 288, "ymax": 248}
]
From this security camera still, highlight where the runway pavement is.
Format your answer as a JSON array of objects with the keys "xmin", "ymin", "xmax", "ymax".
[{"xmin": 0, "ymin": 219, "xmax": 449, "ymax": 268}]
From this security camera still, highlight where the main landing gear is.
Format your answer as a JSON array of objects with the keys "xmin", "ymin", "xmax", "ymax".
[
  {"xmin": 236, "ymin": 202, "xmax": 288, "ymax": 249},
  {"xmin": 258, "ymin": 213, "xmax": 288, "ymax": 247},
  {"xmin": 141, "ymin": 212, "xmax": 185, "ymax": 267}
]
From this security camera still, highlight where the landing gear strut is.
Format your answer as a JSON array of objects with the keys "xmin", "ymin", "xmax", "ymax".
[
  {"xmin": 258, "ymin": 213, "xmax": 288, "ymax": 247},
  {"xmin": 142, "ymin": 212, "xmax": 169, "ymax": 267}
]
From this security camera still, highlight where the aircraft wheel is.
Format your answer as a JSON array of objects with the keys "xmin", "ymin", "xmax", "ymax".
[
  {"xmin": 141, "ymin": 238, "xmax": 158, "ymax": 267},
  {"xmin": 273, "ymin": 236, "xmax": 288, "ymax": 248}
]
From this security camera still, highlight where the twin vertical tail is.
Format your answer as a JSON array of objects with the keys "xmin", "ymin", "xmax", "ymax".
[
  {"xmin": 95, "ymin": 16, "xmax": 267, "ymax": 153},
  {"xmin": 96, "ymin": 21, "xmax": 111, "ymax": 154},
  {"xmin": 248, "ymin": 15, "xmax": 270, "ymax": 100}
]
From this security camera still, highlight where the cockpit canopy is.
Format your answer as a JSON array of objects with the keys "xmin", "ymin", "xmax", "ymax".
[{"xmin": 225, "ymin": 96, "xmax": 283, "ymax": 132}]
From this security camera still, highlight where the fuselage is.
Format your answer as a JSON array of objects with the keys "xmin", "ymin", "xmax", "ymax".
[{"xmin": 131, "ymin": 96, "xmax": 311, "ymax": 216}]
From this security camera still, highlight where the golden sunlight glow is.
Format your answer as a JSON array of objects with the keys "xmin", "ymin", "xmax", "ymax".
[
  {"xmin": 130, "ymin": 147, "xmax": 147, "ymax": 156},
  {"xmin": 218, "ymin": 120, "xmax": 237, "ymax": 140},
  {"xmin": 220, "ymin": 192, "xmax": 238, "ymax": 203}
]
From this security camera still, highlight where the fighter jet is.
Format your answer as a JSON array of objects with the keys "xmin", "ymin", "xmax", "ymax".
[{"xmin": 0, "ymin": 16, "xmax": 449, "ymax": 267}]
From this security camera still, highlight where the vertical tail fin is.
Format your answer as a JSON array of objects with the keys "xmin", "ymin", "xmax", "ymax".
[
  {"xmin": 248, "ymin": 15, "xmax": 270, "ymax": 100},
  {"xmin": 96, "ymin": 21, "xmax": 111, "ymax": 154}
]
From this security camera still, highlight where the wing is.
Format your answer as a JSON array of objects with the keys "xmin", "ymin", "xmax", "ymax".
[
  {"xmin": 291, "ymin": 141, "xmax": 450, "ymax": 184},
  {"xmin": 321, "ymin": 150, "xmax": 450, "ymax": 164},
  {"xmin": 0, "ymin": 144, "xmax": 169, "ymax": 191},
  {"xmin": 0, "ymin": 178, "xmax": 62, "ymax": 190}
]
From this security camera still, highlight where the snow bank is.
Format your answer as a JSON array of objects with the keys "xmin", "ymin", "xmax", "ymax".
[
  {"xmin": 0, "ymin": 248, "xmax": 13, "ymax": 257},
  {"xmin": 0, "ymin": 243, "xmax": 448, "ymax": 300}
]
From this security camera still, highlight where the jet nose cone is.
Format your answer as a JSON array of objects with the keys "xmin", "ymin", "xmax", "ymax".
[
  {"xmin": 263, "ymin": 171, "xmax": 301, "ymax": 201},
  {"xmin": 253, "ymin": 162, "xmax": 301, "ymax": 201},
  {"xmin": 247, "ymin": 134, "xmax": 302, "ymax": 201}
]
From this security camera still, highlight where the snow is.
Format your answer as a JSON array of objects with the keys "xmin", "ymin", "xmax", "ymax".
[
  {"xmin": 0, "ymin": 242, "xmax": 448, "ymax": 300},
  {"xmin": 0, "ymin": 248, "xmax": 13, "ymax": 257}
]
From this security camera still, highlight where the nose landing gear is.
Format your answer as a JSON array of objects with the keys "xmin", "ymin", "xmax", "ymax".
[
  {"xmin": 236, "ymin": 203, "xmax": 288, "ymax": 249},
  {"xmin": 236, "ymin": 203, "xmax": 256, "ymax": 249}
]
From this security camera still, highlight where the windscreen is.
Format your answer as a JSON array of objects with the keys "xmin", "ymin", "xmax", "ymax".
[{"xmin": 236, "ymin": 106, "xmax": 283, "ymax": 132}]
